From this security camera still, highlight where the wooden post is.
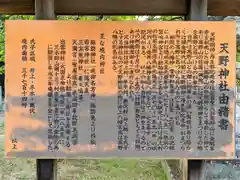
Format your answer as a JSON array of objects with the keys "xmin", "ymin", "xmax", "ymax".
[
  {"xmin": 188, "ymin": 160, "xmax": 203, "ymax": 180},
  {"xmin": 186, "ymin": 0, "xmax": 208, "ymax": 20},
  {"xmin": 35, "ymin": 0, "xmax": 57, "ymax": 180},
  {"xmin": 180, "ymin": 159, "xmax": 188, "ymax": 180},
  {"xmin": 37, "ymin": 159, "xmax": 57, "ymax": 180},
  {"xmin": 186, "ymin": 0, "xmax": 207, "ymax": 179},
  {"xmin": 35, "ymin": 0, "xmax": 56, "ymax": 20}
]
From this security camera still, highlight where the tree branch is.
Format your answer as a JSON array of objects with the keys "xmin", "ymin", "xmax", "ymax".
[
  {"xmin": 75, "ymin": 15, "xmax": 81, "ymax": 20},
  {"xmin": 96, "ymin": 15, "xmax": 104, "ymax": 20},
  {"xmin": 147, "ymin": 16, "xmax": 155, "ymax": 21},
  {"xmin": 170, "ymin": 16, "xmax": 184, "ymax": 21}
]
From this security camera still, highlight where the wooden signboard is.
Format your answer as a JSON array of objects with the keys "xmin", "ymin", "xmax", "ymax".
[{"xmin": 5, "ymin": 21, "xmax": 236, "ymax": 158}]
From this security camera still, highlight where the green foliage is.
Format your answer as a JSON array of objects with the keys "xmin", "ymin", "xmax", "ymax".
[
  {"xmin": 102, "ymin": 16, "xmax": 137, "ymax": 21},
  {"xmin": 237, "ymin": 53, "xmax": 240, "ymax": 63},
  {"xmin": 148, "ymin": 16, "xmax": 184, "ymax": 21},
  {"xmin": 0, "ymin": 15, "xmax": 34, "ymax": 74},
  {"xmin": 237, "ymin": 44, "xmax": 240, "ymax": 62}
]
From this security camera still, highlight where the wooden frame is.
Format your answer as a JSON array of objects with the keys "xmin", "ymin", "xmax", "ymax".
[{"xmin": 0, "ymin": 0, "xmax": 239, "ymax": 16}]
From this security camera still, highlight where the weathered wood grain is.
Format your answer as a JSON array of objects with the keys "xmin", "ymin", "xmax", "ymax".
[
  {"xmin": 208, "ymin": 0, "xmax": 240, "ymax": 16},
  {"xmin": 0, "ymin": 0, "xmax": 239, "ymax": 16}
]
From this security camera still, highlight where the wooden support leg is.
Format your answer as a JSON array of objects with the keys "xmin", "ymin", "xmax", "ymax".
[
  {"xmin": 186, "ymin": 0, "xmax": 207, "ymax": 179},
  {"xmin": 35, "ymin": 0, "xmax": 57, "ymax": 179},
  {"xmin": 37, "ymin": 159, "xmax": 57, "ymax": 180},
  {"xmin": 188, "ymin": 160, "xmax": 203, "ymax": 180}
]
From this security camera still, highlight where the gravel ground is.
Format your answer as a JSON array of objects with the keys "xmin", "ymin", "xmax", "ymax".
[{"xmin": 200, "ymin": 161, "xmax": 240, "ymax": 180}]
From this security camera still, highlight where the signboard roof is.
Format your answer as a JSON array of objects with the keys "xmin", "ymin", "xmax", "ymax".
[{"xmin": 1, "ymin": 0, "xmax": 240, "ymax": 16}]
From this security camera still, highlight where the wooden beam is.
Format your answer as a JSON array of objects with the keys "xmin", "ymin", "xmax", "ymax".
[
  {"xmin": 0, "ymin": 0, "xmax": 187, "ymax": 15},
  {"xmin": 186, "ymin": 0, "xmax": 208, "ymax": 20},
  {"xmin": 35, "ymin": 0, "xmax": 57, "ymax": 179},
  {"xmin": 1, "ymin": 0, "xmax": 240, "ymax": 16},
  {"xmin": 208, "ymin": 0, "xmax": 240, "ymax": 16}
]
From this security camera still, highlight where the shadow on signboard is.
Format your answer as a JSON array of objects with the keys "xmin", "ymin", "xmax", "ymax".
[{"xmin": 5, "ymin": 83, "xmax": 235, "ymax": 158}]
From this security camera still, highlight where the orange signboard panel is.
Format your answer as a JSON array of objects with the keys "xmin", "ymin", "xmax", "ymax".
[{"xmin": 5, "ymin": 21, "xmax": 236, "ymax": 158}]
